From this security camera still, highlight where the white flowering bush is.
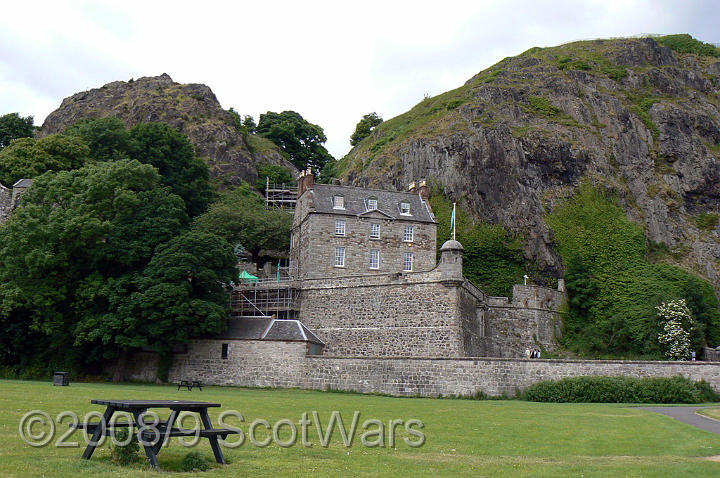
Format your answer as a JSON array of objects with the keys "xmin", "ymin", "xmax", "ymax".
[{"xmin": 657, "ymin": 299, "xmax": 695, "ymax": 360}]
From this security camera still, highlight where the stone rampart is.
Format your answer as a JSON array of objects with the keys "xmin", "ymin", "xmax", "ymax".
[
  {"xmin": 483, "ymin": 285, "xmax": 565, "ymax": 357},
  {"xmin": 163, "ymin": 342, "xmax": 720, "ymax": 396},
  {"xmin": 297, "ymin": 270, "xmax": 466, "ymax": 356}
]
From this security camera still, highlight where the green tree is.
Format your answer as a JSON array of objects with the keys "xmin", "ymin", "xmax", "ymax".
[
  {"xmin": 242, "ymin": 115, "xmax": 257, "ymax": 133},
  {"xmin": 193, "ymin": 183, "xmax": 292, "ymax": 263},
  {"xmin": 0, "ymin": 160, "xmax": 189, "ymax": 369},
  {"xmin": 65, "ymin": 116, "xmax": 132, "ymax": 161},
  {"xmin": 0, "ymin": 134, "xmax": 90, "ymax": 186},
  {"xmin": 0, "ymin": 113, "xmax": 34, "ymax": 149},
  {"xmin": 254, "ymin": 164, "xmax": 295, "ymax": 191},
  {"xmin": 128, "ymin": 122, "xmax": 214, "ymax": 217},
  {"xmin": 256, "ymin": 110, "xmax": 333, "ymax": 171},
  {"xmin": 350, "ymin": 112, "xmax": 383, "ymax": 146}
]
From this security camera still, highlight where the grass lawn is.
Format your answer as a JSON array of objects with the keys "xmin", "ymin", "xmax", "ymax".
[
  {"xmin": 2, "ymin": 379, "xmax": 720, "ymax": 477},
  {"xmin": 698, "ymin": 408, "xmax": 720, "ymax": 421}
]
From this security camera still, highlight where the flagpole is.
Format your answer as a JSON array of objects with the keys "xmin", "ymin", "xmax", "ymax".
[{"xmin": 451, "ymin": 202, "xmax": 456, "ymax": 241}]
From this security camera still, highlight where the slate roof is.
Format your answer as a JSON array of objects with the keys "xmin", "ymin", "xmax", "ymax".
[
  {"xmin": 12, "ymin": 178, "xmax": 33, "ymax": 188},
  {"xmin": 208, "ymin": 318, "xmax": 324, "ymax": 345},
  {"xmin": 307, "ymin": 184, "xmax": 436, "ymax": 223}
]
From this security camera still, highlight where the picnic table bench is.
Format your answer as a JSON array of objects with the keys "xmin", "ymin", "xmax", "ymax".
[
  {"xmin": 177, "ymin": 380, "xmax": 203, "ymax": 391},
  {"xmin": 75, "ymin": 399, "xmax": 237, "ymax": 469}
]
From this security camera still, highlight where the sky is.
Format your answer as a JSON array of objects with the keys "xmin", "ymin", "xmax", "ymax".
[{"xmin": 1, "ymin": 0, "xmax": 719, "ymax": 159}]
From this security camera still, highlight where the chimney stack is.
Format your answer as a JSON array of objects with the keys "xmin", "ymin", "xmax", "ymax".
[
  {"xmin": 417, "ymin": 180, "xmax": 430, "ymax": 202},
  {"xmin": 297, "ymin": 169, "xmax": 315, "ymax": 198}
]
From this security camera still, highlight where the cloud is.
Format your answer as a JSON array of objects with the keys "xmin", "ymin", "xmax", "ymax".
[{"xmin": 1, "ymin": 0, "xmax": 718, "ymax": 158}]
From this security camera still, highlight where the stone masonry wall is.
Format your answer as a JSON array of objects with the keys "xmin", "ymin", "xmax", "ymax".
[
  {"xmin": 293, "ymin": 212, "xmax": 436, "ymax": 279},
  {"xmin": 297, "ymin": 270, "xmax": 465, "ymax": 357},
  {"xmin": 483, "ymin": 285, "xmax": 564, "ymax": 358},
  {"xmin": 162, "ymin": 342, "xmax": 720, "ymax": 397},
  {"xmin": 167, "ymin": 340, "xmax": 308, "ymax": 387},
  {"xmin": 0, "ymin": 184, "xmax": 12, "ymax": 223}
]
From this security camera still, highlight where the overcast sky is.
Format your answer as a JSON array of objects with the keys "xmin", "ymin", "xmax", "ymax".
[{"xmin": 1, "ymin": 0, "xmax": 719, "ymax": 159}]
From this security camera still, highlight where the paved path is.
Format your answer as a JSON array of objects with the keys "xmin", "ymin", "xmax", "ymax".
[{"xmin": 634, "ymin": 406, "xmax": 720, "ymax": 435}]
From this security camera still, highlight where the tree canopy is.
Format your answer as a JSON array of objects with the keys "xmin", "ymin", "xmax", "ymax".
[
  {"xmin": 0, "ymin": 134, "xmax": 90, "ymax": 186},
  {"xmin": 0, "ymin": 113, "xmax": 34, "ymax": 149},
  {"xmin": 256, "ymin": 110, "xmax": 333, "ymax": 171},
  {"xmin": 65, "ymin": 118, "xmax": 214, "ymax": 216},
  {"xmin": 350, "ymin": 112, "xmax": 383, "ymax": 146},
  {"xmin": 0, "ymin": 159, "xmax": 234, "ymax": 374},
  {"xmin": 193, "ymin": 182, "xmax": 292, "ymax": 263}
]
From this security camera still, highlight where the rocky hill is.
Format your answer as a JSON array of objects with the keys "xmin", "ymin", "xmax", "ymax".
[
  {"xmin": 40, "ymin": 74, "xmax": 296, "ymax": 186},
  {"xmin": 338, "ymin": 35, "xmax": 720, "ymax": 294}
]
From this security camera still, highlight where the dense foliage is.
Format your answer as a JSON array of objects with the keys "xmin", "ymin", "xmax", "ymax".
[
  {"xmin": 257, "ymin": 110, "xmax": 333, "ymax": 172},
  {"xmin": 430, "ymin": 193, "xmax": 527, "ymax": 296},
  {"xmin": 66, "ymin": 118, "xmax": 214, "ymax": 217},
  {"xmin": 193, "ymin": 182, "xmax": 292, "ymax": 263},
  {"xmin": 0, "ymin": 160, "xmax": 236, "ymax": 376},
  {"xmin": 547, "ymin": 183, "xmax": 720, "ymax": 357},
  {"xmin": 523, "ymin": 375, "xmax": 720, "ymax": 403},
  {"xmin": 350, "ymin": 112, "xmax": 383, "ymax": 146},
  {"xmin": 0, "ymin": 113, "xmax": 34, "ymax": 149},
  {"xmin": 254, "ymin": 163, "xmax": 295, "ymax": 191},
  {"xmin": 0, "ymin": 118, "xmax": 249, "ymax": 377},
  {"xmin": 0, "ymin": 134, "xmax": 90, "ymax": 186},
  {"xmin": 656, "ymin": 34, "xmax": 719, "ymax": 57}
]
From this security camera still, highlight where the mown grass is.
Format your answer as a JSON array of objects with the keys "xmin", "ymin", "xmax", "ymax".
[{"xmin": 2, "ymin": 379, "xmax": 720, "ymax": 477}]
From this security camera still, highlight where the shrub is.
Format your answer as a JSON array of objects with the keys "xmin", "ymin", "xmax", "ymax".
[
  {"xmin": 527, "ymin": 96, "xmax": 562, "ymax": 117},
  {"xmin": 110, "ymin": 428, "xmax": 140, "ymax": 466},
  {"xmin": 181, "ymin": 451, "xmax": 210, "ymax": 472},
  {"xmin": 523, "ymin": 375, "xmax": 720, "ymax": 403},
  {"xmin": 696, "ymin": 212, "xmax": 719, "ymax": 231},
  {"xmin": 656, "ymin": 34, "xmax": 719, "ymax": 57}
]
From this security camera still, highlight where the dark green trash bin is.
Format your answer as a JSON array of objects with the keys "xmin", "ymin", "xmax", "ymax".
[{"xmin": 53, "ymin": 371, "xmax": 70, "ymax": 386}]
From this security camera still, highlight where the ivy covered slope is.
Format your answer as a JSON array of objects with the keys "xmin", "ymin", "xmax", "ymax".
[
  {"xmin": 338, "ymin": 35, "xmax": 720, "ymax": 298},
  {"xmin": 40, "ymin": 73, "xmax": 295, "ymax": 187}
]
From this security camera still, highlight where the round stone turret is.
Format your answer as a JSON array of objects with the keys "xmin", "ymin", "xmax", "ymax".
[{"xmin": 440, "ymin": 239, "xmax": 465, "ymax": 284}]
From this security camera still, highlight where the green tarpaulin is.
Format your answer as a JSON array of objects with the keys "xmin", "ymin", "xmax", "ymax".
[{"xmin": 239, "ymin": 270, "xmax": 259, "ymax": 283}]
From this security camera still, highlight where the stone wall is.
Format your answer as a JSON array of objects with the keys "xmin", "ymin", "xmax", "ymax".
[
  {"xmin": 483, "ymin": 285, "xmax": 564, "ymax": 358},
  {"xmin": 167, "ymin": 339, "xmax": 308, "ymax": 387},
  {"xmin": 292, "ymin": 212, "xmax": 436, "ymax": 279},
  {"xmin": 297, "ymin": 270, "xmax": 465, "ymax": 357},
  {"xmin": 0, "ymin": 184, "xmax": 12, "ymax": 223},
  {"xmin": 162, "ymin": 343, "xmax": 720, "ymax": 397}
]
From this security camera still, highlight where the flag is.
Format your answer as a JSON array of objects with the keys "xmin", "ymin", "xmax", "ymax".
[{"xmin": 450, "ymin": 202, "xmax": 456, "ymax": 240}]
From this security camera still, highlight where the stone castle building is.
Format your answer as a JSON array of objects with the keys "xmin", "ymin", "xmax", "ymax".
[
  {"xmin": 185, "ymin": 172, "xmax": 567, "ymax": 363},
  {"xmin": 123, "ymin": 172, "xmax": 720, "ymax": 397}
]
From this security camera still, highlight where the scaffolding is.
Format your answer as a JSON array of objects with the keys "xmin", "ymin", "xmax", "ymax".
[
  {"xmin": 232, "ymin": 280, "xmax": 300, "ymax": 319},
  {"xmin": 265, "ymin": 177, "xmax": 298, "ymax": 211}
]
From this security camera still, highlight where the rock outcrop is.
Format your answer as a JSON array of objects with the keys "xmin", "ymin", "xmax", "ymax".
[
  {"xmin": 340, "ymin": 37, "xmax": 720, "ymax": 293},
  {"xmin": 41, "ymin": 74, "xmax": 295, "ymax": 186}
]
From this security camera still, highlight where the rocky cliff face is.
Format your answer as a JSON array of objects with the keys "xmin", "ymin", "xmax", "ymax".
[
  {"xmin": 340, "ymin": 37, "xmax": 720, "ymax": 292},
  {"xmin": 41, "ymin": 74, "xmax": 295, "ymax": 186}
]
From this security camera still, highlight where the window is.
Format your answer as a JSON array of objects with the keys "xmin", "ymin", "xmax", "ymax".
[
  {"xmin": 370, "ymin": 249, "xmax": 380, "ymax": 269},
  {"xmin": 400, "ymin": 202, "xmax": 411, "ymax": 215},
  {"xmin": 403, "ymin": 225, "xmax": 414, "ymax": 242},
  {"xmin": 334, "ymin": 247, "xmax": 346, "ymax": 267},
  {"xmin": 221, "ymin": 343, "xmax": 229, "ymax": 360},
  {"xmin": 367, "ymin": 198, "xmax": 378, "ymax": 211},
  {"xmin": 333, "ymin": 195, "xmax": 345, "ymax": 209},
  {"xmin": 335, "ymin": 219, "xmax": 346, "ymax": 236},
  {"xmin": 403, "ymin": 252, "xmax": 414, "ymax": 272},
  {"xmin": 370, "ymin": 223, "xmax": 380, "ymax": 239}
]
